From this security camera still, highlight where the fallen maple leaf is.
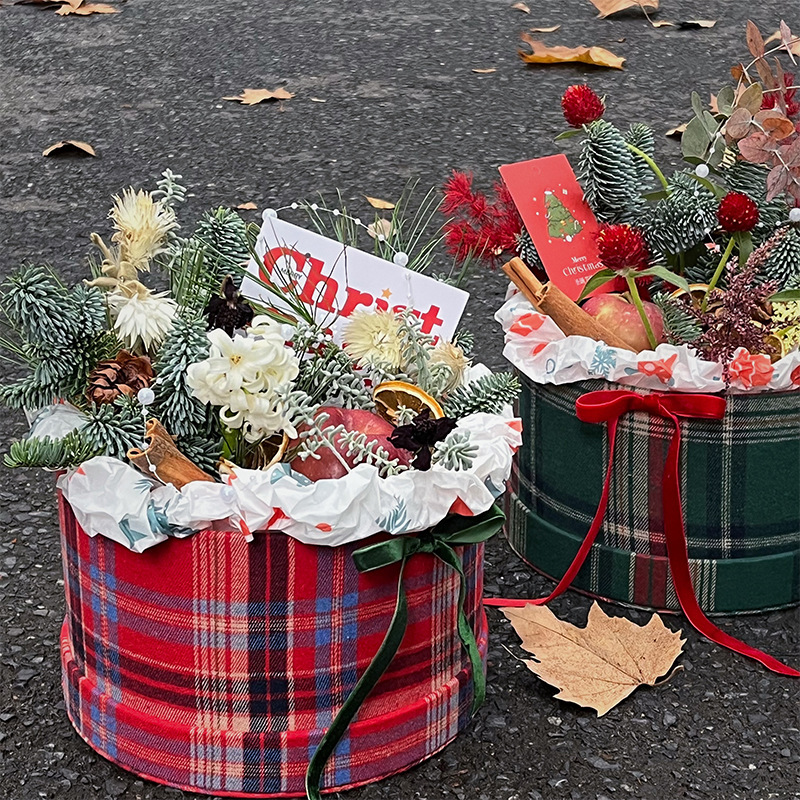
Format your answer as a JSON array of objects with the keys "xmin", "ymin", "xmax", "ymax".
[
  {"xmin": 588, "ymin": 0, "xmax": 658, "ymax": 19},
  {"xmin": 365, "ymin": 195, "xmax": 395, "ymax": 210},
  {"xmin": 502, "ymin": 602, "xmax": 684, "ymax": 716},
  {"xmin": 665, "ymin": 122, "xmax": 687, "ymax": 137},
  {"xmin": 222, "ymin": 88, "xmax": 295, "ymax": 105},
  {"xmin": 529, "ymin": 25, "xmax": 561, "ymax": 32},
  {"xmin": 236, "ymin": 202, "xmax": 258, "ymax": 210},
  {"xmin": 679, "ymin": 20, "xmax": 716, "ymax": 29},
  {"xmin": 472, "ymin": 67, "xmax": 497, "ymax": 73},
  {"xmin": 55, "ymin": 2, "xmax": 119, "ymax": 14},
  {"xmin": 42, "ymin": 140, "xmax": 96, "ymax": 157},
  {"xmin": 511, "ymin": 2, "xmax": 530, "ymax": 12},
  {"xmin": 519, "ymin": 35, "xmax": 625, "ymax": 70}
]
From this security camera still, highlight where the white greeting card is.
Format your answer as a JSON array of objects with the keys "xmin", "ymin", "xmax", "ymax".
[{"xmin": 240, "ymin": 215, "xmax": 469, "ymax": 341}]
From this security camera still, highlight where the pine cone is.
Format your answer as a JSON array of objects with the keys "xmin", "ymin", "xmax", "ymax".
[{"xmin": 88, "ymin": 351, "xmax": 154, "ymax": 405}]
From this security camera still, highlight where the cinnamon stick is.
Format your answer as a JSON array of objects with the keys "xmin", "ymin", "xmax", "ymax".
[
  {"xmin": 503, "ymin": 257, "xmax": 636, "ymax": 352},
  {"xmin": 128, "ymin": 418, "xmax": 216, "ymax": 489}
]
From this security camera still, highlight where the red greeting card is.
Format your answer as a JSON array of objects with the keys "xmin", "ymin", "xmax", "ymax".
[{"xmin": 499, "ymin": 154, "xmax": 604, "ymax": 300}]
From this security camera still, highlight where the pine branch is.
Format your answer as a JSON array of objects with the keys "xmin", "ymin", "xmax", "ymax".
[
  {"xmin": 579, "ymin": 120, "xmax": 642, "ymax": 222},
  {"xmin": 152, "ymin": 314, "xmax": 212, "ymax": 439},
  {"xmin": 82, "ymin": 398, "xmax": 145, "ymax": 460},
  {"xmin": 652, "ymin": 292, "xmax": 702, "ymax": 344},
  {"xmin": 443, "ymin": 372, "xmax": 520, "ymax": 419},
  {"xmin": 5, "ymin": 431, "xmax": 99, "ymax": 470}
]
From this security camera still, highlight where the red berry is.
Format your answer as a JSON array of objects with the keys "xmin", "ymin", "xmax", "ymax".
[
  {"xmin": 717, "ymin": 192, "xmax": 759, "ymax": 233},
  {"xmin": 561, "ymin": 85, "xmax": 605, "ymax": 128},
  {"xmin": 595, "ymin": 224, "xmax": 650, "ymax": 272}
]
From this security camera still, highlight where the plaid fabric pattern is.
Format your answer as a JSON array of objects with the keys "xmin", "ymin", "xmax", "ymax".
[
  {"xmin": 59, "ymin": 495, "xmax": 487, "ymax": 797},
  {"xmin": 508, "ymin": 374, "xmax": 800, "ymax": 613}
]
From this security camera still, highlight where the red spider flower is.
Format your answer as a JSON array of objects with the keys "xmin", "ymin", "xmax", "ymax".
[
  {"xmin": 595, "ymin": 223, "xmax": 650, "ymax": 272},
  {"xmin": 561, "ymin": 85, "xmax": 605, "ymax": 128},
  {"xmin": 717, "ymin": 192, "xmax": 760, "ymax": 233}
]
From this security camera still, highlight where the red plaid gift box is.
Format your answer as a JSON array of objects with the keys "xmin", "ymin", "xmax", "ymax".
[{"xmin": 58, "ymin": 494, "xmax": 488, "ymax": 797}]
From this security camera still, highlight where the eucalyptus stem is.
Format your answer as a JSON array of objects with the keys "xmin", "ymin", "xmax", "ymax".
[
  {"xmin": 625, "ymin": 274, "xmax": 657, "ymax": 350},
  {"xmin": 627, "ymin": 143, "xmax": 669, "ymax": 191},
  {"xmin": 702, "ymin": 236, "xmax": 736, "ymax": 312}
]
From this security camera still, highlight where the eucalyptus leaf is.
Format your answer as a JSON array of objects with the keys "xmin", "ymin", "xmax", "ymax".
[
  {"xmin": 691, "ymin": 91, "xmax": 705, "ymax": 121},
  {"xmin": 681, "ymin": 117, "xmax": 712, "ymax": 159},
  {"xmin": 701, "ymin": 110, "xmax": 720, "ymax": 137},
  {"xmin": 716, "ymin": 85, "xmax": 735, "ymax": 116},
  {"xmin": 577, "ymin": 269, "xmax": 617, "ymax": 302},
  {"xmin": 769, "ymin": 289, "xmax": 800, "ymax": 302}
]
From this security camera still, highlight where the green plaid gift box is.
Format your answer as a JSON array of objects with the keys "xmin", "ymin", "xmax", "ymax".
[{"xmin": 506, "ymin": 372, "xmax": 800, "ymax": 614}]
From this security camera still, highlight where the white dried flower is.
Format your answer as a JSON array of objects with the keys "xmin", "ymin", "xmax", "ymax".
[
  {"xmin": 343, "ymin": 309, "xmax": 404, "ymax": 369},
  {"xmin": 109, "ymin": 188, "xmax": 177, "ymax": 274},
  {"xmin": 107, "ymin": 282, "xmax": 176, "ymax": 352},
  {"xmin": 430, "ymin": 340, "xmax": 471, "ymax": 392}
]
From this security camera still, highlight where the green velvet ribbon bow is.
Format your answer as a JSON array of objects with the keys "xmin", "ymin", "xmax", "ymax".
[{"xmin": 305, "ymin": 504, "xmax": 505, "ymax": 800}]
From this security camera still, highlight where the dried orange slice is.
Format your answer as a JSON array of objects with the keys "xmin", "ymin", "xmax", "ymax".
[{"xmin": 373, "ymin": 380, "xmax": 444, "ymax": 424}]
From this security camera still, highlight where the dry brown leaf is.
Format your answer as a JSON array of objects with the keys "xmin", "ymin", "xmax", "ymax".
[
  {"xmin": 472, "ymin": 68, "xmax": 497, "ymax": 73},
  {"xmin": 519, "ymin": 35, "xmax": 625, "ymax": 70},
  {"xmin": 365, "ymin": 196, "xmax": 396, "ymax": 210},
  {"xmin": 366, "ymin": 218, "xmax": 393, "ymax": 240},
  {"xmin": 222, "ymin": 88, "xmax": 295, "ymax": 105},
  {"xmin": 588, "ymin": 0, "xmax": 658, "ymax": 19},
  {"xmin": 42, "ymin": 140, "xmax": 96, "ymax": 157},
  {"xmin": 502, "ymin": 602, "xmax": 684, "ymax": 716},
  {"xmin": 652, "ymin": 20, "xmax": 675, "ymax": 27},
  {"xmin": 55, "ymin": 2, "xmax": 119, "ymax": 13},
  {"xmin": 236, "ymin": 202, "xmax": 258, "ymax": 210},
  {"xmin": 529, "ymin": 25, "xmax": 561, "ymax": 32},
  {"xmin": 679, "ymin": 19, "xmax": 716, "ymax": 29},
  {"xmin": 665, "ymin": 122, "xmax": 687, "ymax": 137},
  {"xmin": 511, "ymin": 2, "xmax": 530, "ymax": 12}
]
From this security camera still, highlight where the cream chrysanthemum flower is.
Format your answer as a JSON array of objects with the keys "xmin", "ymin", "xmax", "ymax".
[
  {"xmin": 430, "ymin": 341, "xmax": 471, "ymax": 392},
  {"xmin": 109, "ymin": 188, "xmax": 177, "ymax": 274},
  {"xmin": 107, "ymin": 282, "xmax": 177, "ymax": 352},
  {"xmin": 343, "ymin": 309, "xmax": 404, "ymax": 369}
]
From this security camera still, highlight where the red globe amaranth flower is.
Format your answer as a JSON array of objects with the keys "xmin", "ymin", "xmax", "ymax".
[
  {"xmin": 595, "ymin": 224, "xmax": 650, "ymax": 272},
  {"xmin": 717, "ymin": 192, "xmax": 760, "ymax": 233},
  {"xmin": 561, "ymin": 85, "xmax": 605, "ymax": 128}
]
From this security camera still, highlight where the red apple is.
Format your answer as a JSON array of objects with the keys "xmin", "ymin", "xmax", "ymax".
[
  {"xmin": 582, "ymin": 292, "xmax": 665, "ymax": 353},
  {"xmin": 291, "ymin": 407, "xmax": 411, "ymax": 481}
]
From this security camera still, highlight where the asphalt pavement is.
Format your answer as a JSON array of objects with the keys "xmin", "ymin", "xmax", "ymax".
[{"xmin": 0, "ymin": 1, "xmax": 799, "ymax": 798}]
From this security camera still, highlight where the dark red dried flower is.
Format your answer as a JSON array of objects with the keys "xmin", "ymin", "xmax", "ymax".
[
  {"xmin": 717, "ymin": 192, "xmax": 760, "ymax": 233},
  {"xmin": 561, "ymin": 85, "xmax": 605, "ymax": 128},
  {"xmin": 595, "ymin": 223, "xmax": 650, "ymax": 272}
]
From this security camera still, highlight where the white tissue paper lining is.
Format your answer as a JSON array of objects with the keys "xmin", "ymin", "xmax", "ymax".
[
  {"xmin": 57, "ymin": 411, "xmax": 522, "ymax": 552},
  {"xmin": 496, "ymin": 290, "xmax": 800, "ymax": 395}
]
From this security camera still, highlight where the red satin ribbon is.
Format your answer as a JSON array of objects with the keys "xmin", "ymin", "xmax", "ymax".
[{"xmin": 486, "ymin": 389, "xmax": 800, "ymax": 677}]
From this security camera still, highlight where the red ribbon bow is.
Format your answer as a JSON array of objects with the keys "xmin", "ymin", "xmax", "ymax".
[{"xmin": 488, "ymin": 389, "xmax": 799, "ymax": 677}]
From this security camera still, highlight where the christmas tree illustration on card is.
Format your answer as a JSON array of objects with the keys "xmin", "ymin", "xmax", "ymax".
[
  {"xmin": 544, "ymin": 190, "xmax": 582, "ymax": 241},
  {"xmin": 499, "ymin": 154, "xmax": 604, "ymax": 300}
]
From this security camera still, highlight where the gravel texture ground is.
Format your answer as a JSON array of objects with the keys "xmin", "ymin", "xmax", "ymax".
[{"xmin": 1, "ymin": 1, "xmax": 799, "ymax": 798}]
